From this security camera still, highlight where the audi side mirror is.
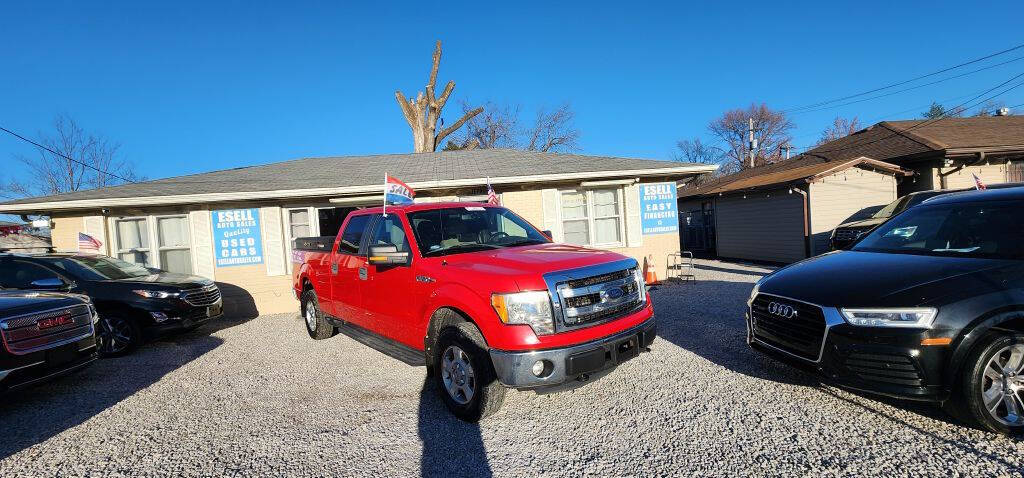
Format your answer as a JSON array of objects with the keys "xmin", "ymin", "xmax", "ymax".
[
  {"xmin": 30, "ymin": 277, "xmax": 74, "ymax": 291},
  {"xmin": 368, "ymin": 244, "xmax": 410, "ymax": 266}
]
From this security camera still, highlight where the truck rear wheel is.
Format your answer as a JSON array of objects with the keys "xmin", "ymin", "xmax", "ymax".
[
  {"xmin": 956, "ymin": 332, "xmax": 1024, "ymax": 435},
  {"xmin": 301, "ymin": 289, "xmax": 335, "ymax": 340},
  {"xmin": 433, "ymin": 323, "xmax": 506, "ymax": 422}
]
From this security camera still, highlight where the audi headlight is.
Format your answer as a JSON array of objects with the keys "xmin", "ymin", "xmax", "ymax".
[
  {"xmin": 132, "ymin": 289, "xmax": 181, "ymax": 299},
  {"xmin": 840, "ymin": 308, "xmax": 937, "ymax": 328},
  {"xmin": 491, "ymin": 291, "xmax": 555, "ymax": 335}
]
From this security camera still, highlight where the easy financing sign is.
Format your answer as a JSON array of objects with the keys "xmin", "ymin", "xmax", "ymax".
[
  {"xmin": 212, "ymin": 208, "xmax": 263, "ymax": 267},
  {"xmin": 639, "ymin": 182, "xmax": 678, "ymax": 235}
]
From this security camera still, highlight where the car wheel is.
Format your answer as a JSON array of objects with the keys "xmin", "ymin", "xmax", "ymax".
[
  {"xmin": 957, "ymin": 332, "xmax": 1024, "ymax": 435},
  {"xmin": 97, "ymin": 315, "xmax": 141, "ymax": 357},
  {"xmin": 433, "ymin": 322, "xmax": 506, "ymax": 422},
  {"xmin": 302, "ymin": 289, "xmax": 335, "ymax": 340}
]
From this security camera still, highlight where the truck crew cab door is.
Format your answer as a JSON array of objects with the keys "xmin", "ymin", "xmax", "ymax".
[
  {"xmin": 329, "ymin": 214, "xmax": 373, "ymax": 326},
  {"xmin": 361, "ymin": 213, "xmax": 418, "ymax": 347}
]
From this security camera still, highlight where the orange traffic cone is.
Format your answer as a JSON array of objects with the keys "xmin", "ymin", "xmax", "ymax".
[{"xmin": 643, "ymin": 254, "xmax": 660, "ymax": 285}]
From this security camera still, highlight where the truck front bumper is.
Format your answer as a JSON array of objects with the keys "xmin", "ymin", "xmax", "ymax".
[{"xmin": 489, "ymin": 317, "xmax": 656, "ymax": 389}]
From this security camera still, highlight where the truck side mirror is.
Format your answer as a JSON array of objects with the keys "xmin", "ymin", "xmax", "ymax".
[
  {"xmin": 541, "ymin": 230, "xmax": 553, "ymax": 240},
  {"xmin": 30, "ymin": 277, "xmax": 74, "ymax": 291},
  {"xmin": 368, "ymin": 244, "xmax": 410, "ymax": 266}
]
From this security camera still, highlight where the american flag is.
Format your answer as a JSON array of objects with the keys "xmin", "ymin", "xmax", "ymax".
[
  {"xmin": 972, "ymin": 173, "xmax": 987, "ymax": 190},
  {"xmin": 78, "ymin": 232, "xmax": 102, "ymax": 252},
  {"xmin": 486, "ymin": 177, "xmax": 500, "ymax": 206}
]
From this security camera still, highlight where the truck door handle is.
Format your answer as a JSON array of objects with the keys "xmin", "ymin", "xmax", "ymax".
[
  {"xmin": 331, "ymin": 263, "xmax": 338, "ymax": 275},
  {"xmin": 358, "ymin": 267, "xmax": 367, "ymax": 280}
]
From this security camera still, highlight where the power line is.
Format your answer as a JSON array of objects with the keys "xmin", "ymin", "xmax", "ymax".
[
  {"xmin": 0, "ymin": 125, "xmax": 135, "ymax": 184},
  {"xmin": 790, "ymin": 55, "xmax": 1024, "ymax": 116},
  {"xmin": 783, "ymin": 43, "xmax": 1024, "ymax": 113}
]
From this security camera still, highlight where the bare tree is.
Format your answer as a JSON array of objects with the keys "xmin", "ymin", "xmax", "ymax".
[
  {"xmin": 974, "ymin": 100, "xmax": 1008, "ymax": 117},
  {"xmin": 457, "ymin": 101, "xmax": 581, "ymax": 153},
  {"xmin": 708, "ymin": 103, "xmax": 795, "ymax": 170},
  {"xmin": 2, "ymin": 114, "xmax": 140, "ymax": 198},
  {"xmin": 394, "ymin": 41, "xmax": 483, "ymax": 153},
  {"xmin": 816, "ymin": 116, "xmax": 861, "ymax": 146},
  {"xmin": 672, "ymin": 138, "xmax": 721, "ymax": 164}
]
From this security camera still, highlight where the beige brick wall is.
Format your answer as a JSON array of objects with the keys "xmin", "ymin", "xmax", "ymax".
[
  {"xmin": 50, "ymin": 215, "xmax": 84, "ymax": 252},
  {"xmin": 502, "ymin": 190, "xmax": 544, "ymax": 226},
  {"xmin": 213, "ymin": 263, "xmax": 296, "ymax": 317}
]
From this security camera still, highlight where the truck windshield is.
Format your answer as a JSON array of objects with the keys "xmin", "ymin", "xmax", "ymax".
[
  {"xmin": 407, "ymin": 206, "xmax": 550, "ymax": 257},
  {"xmin": 853, "ymin": 200, "xmax": 1024, "ymax": 259}
]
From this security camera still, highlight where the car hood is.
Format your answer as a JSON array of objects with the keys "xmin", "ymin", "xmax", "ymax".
[
  {"xmin": 107, "ymin": 272, "xmax": 213, "ymax": 289},
  {"xmin": 836, "ymin": 217, "xmax": 886, "ymax": 230},
  {"xmin": 440, "ymin": 243, "xmax": 635, "ymax": 290},
  {"xmin": 0, "ymin": 291, "xmax": 88, "ymax": 318},
  {"xmin": 758, "ymin": 251, "xmax": 1021, "ymax": 308}
]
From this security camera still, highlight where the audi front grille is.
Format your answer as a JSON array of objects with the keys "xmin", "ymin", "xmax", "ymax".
[{"xmin": 750, "ymin": 294, "xmax": 827, "ymax": 361}]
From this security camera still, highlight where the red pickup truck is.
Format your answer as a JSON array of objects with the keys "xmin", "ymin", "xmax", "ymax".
[{"xmin": 291, "ymin": 202, "xmax": 655, "ymax": 421}]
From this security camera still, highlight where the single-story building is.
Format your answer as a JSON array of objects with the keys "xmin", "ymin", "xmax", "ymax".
[
  {"xmin": 678, "ymin": 114, "xmax": 1024, "ymax": 264},
  {"xmin": 0, "ymin": 221, "xmax": 51, "ymax": 253},
  {"xmin": 0, "ymin": 149, "xmax": 715, "ymax": 316},
  {"xmin": 799, "ymin": 115, "xmax": 1024, "ymax": 195},
  {"xmin": 678, "ymin": 156, "xmax": 912, "ymax": 263}
]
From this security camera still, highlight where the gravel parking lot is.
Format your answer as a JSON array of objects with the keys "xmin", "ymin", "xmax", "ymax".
[{"xmin": 2, "ymin": 259, "xmax": 1023, "ymax": 477}]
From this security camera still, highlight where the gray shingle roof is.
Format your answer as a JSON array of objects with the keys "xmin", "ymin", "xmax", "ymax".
[{"xmin": 0, "ymin": 149, "xmax": 711, "ymax": 209}]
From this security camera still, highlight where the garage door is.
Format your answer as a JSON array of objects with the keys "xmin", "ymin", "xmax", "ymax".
[{"xmin": 715, "ymin": 190, "xmax": 805, "ymax": 263}]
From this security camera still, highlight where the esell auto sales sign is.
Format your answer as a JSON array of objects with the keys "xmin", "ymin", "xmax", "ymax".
[{"xmin": 212, "ymin": 208, "xmax": 264, "ymax": 267}]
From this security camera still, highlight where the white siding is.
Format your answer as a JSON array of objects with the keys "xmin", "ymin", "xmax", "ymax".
[
  {"xmin": 82, "ymin": 216, "xmax": 108, "ymax": 254},
  {"xmin": 624, "ymin": 183, "xmax": 642, "ymax": 247},
  {"xmin": 188, "ymin": 210, "xmax": 215, "ymax": 280},
  {"xmin": 808, "ymin": 168, "xmax": 898, "ymax": 255},
  {"xmin": 541, "ymin": 188, "xmax": 562, "ymax": 242},
  {"xmin": 715, "ymin": 189, "xmax": 805, "ymax": 263},
  {"xmin": 260, "ymin": 207, "xmax": 286, "ymax": 276}
]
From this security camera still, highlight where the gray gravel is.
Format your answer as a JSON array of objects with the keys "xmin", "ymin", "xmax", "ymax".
[{"xmin": 2, "ymin": 259, "xmax": 1023, "ymax": 477}]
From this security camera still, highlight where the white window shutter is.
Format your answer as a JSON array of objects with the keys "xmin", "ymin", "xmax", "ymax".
[
  {"xmin": 82, "ymin": 216, "xmax": 108, "ymax": 254},
  {"xmin": 625, "ymin": 184, "xmax": 643, "ymax": 248},
  {"xmin": 189, "ymin": 211, "xmax": 216, "ymax": 280},
  {"xmin": 541, "ymin": 188, "xmax": 563, "ymax": 242},
  {"xmin": 261, "ymin": 207, "xmax": 286, "ymax": 276}
]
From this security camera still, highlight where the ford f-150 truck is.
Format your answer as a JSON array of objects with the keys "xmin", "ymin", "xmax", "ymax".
[{"xmin": 292, "ymin": 202, "xmax": 655, "ymax": 421}]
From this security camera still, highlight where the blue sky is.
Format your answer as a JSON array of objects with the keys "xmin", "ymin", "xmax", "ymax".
[{"xmin": 2, "ymin": 1, "xmax": 1023, "ymax": 187}]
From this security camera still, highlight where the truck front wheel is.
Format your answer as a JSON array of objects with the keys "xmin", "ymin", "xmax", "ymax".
[
  {"xmin": 956, "ymin": 331, "xmax": 1024, "ymax": 435},
  {"xmin": 433, "ymin": 323, "xmax": 506, "ymax": 422},
  {"xmin": 301, "ymin": 289, "xmax": 335, "ymax": 340}
]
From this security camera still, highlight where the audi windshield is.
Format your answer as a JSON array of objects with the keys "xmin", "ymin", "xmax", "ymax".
[
  {"xmin": 852, "ymin": 200, "xmax": 1024, "ymax": 260},
  {"xmin": 408, "ymin": 206, "xmax": 550, "ymax": 257}
]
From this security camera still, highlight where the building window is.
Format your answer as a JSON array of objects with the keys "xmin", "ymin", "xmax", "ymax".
[
  {"xmin": 560, "ymin": 188, "xmax": 623, "ymax": 246},
  {"xmin": 156, "ymin": 216, "xmax": 192, "ymax": 274},
  {"xmin": 288, "ymin": 209, "xmax": 311, "ymax": 238},
  {"xmin": 113, "ymin": 215, "xmax": 193, "ymax": 274},
  {"xmin": 115, "ymin": 218, "xmax": 151, "ymax": 266}
]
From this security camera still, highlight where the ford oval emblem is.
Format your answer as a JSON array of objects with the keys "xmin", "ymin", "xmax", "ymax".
[{"xmin": 603, "ymin": 286, "xmax": 625, "ymax": 301}]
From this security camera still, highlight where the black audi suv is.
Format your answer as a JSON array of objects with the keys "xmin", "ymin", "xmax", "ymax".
[
  {"xmin": 748, "ymin": 187, "xmax": 1024, "ymax": 434},
  {"xmin": 0, "ymin": 253, "xmax": 222, "ymax": 356}
]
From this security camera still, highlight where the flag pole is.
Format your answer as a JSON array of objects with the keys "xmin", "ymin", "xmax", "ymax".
[{"xmin": 383, "ymin": 173, "xmax": 388, "ymax": 217}]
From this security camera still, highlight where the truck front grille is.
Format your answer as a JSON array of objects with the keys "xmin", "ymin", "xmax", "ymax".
[
  {"xmin": 183, "ymin": 284, "xmax": 221, "ymax": 307},
  {"xmin": 0, "ymin": 305, "xmax": 95, "ymax": 355},
  {"xmin": 555, "ymin": 266, "xmax": 643, "ymax": 329},
  {"xmin": 750, "ymin": 294, "xmax": 826, "ymax": 361}
]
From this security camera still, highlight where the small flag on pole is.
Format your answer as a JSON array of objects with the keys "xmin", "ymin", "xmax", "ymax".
[
  {"xmin": 384, "ymin": 173, "xmax": 415, "ymax": 211},
  {"xmin": 972, "ymin": 173, "xmax": 987, "ymax": 190},
  {"xmin": 486, "ymin": 177, "xmax": 500, "ymax": 206},
  {"xmin": 78, "ymin": 232, "xmax": 102, "ymax": 252}
]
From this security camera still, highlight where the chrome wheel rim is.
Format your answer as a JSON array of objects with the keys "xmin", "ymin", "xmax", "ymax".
[
  {"xmin": 981, "ymin": 343, "xmax": 1024, "ymax": 426},
  {"xmin": 98, "ymin": 317, "xmax": 133, "ymax": 354},
  {"xmin": 441, "ymin": 345, "xmax": 476, "ymax": 405},
  {"xmin": 305, "ymin": 300, "xmax": 317, "ymax": 331}
]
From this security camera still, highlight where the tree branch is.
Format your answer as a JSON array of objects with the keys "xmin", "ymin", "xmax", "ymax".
[
  {"xmin": 425, "ymin": 40, "xmax": 441, "ymax": 102},
  {"xmin": 435, "ymin": 107, "xmax": 483, "ymax": 146},
  {"xmin": 394, "ymin": 91, "xmax": 417, "ymax": 128}
]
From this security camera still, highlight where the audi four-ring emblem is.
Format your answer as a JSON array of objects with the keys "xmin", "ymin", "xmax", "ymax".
[{"xmin": 768, "ymin": 301, "xmax": 797, "ymax": 319}]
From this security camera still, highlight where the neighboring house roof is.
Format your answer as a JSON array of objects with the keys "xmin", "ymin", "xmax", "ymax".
[
  {"xmin": 679, "ymin": 115, "xmax": 1024, "ymax": 200},
  {"xmin": 678, "ymin": 156, "xmax": 911, "ymax": 199},
  {"xmin": 0, "ymin": 149, "xmax": 716, "ymax": 213}
]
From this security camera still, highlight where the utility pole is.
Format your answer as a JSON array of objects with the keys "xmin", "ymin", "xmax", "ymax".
[{"xmin": 748, "ymin": 117, "xmax": 757, "ymax": 168}]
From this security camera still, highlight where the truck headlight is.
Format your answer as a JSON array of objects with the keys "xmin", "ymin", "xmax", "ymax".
[
  {"xmin": 840, "ymin": 308, "xmax": 937, "ymax": 328},
  {"xmin": 633, "ymin": 267, "xmax": 647, "ymax": 302},
  {"xmin": 491, "ymin": 291, "xmax": 555, "ymax": 335}
]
